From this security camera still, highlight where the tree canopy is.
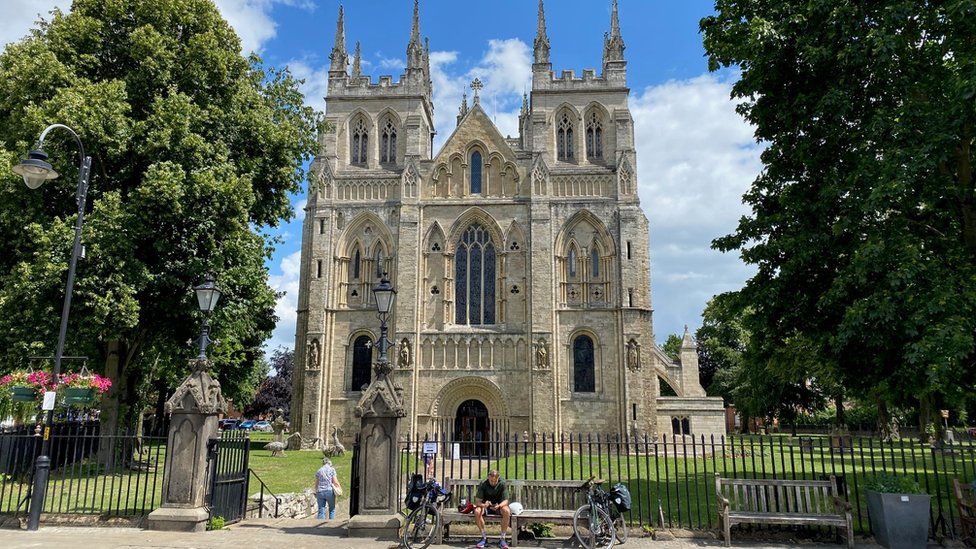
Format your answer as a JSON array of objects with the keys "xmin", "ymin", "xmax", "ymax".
[
  {"xmin": 0, "ymin": 0, "xmax": 317, "ymax": 427},
  {"xmin": 245, "ymin": 348, "xmax": 293, "ymax": 420},
  {"xmin": 701, "ymin": 0, "xmax": 976, "ymax": 429}
]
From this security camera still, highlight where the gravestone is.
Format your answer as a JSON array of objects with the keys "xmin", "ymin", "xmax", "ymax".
[{"xmin": 147, "ymin": 358, "xmax": 226, "ymax": 532}]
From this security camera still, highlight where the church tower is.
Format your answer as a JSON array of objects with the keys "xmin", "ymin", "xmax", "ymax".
[{"xmin": 293, "ymin": 1, "xmax": 724, "ymax": 445}]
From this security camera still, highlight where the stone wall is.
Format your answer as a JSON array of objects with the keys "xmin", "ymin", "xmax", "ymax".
[{"xmin": 246, "ymin": 489, "xmax": 317, "ymax": 520}]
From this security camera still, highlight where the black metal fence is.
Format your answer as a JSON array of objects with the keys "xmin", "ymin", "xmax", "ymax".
[
  {"xmin": 208, "ymin": 429, "xmax": 250, "ymax": 524},
  {"xmin": 0, "ymin": 423, "xmax": 167, "ymax": 517},
  {"xmin": 399, "ymin": 432, "xmax": 976, "ymax": 540}
]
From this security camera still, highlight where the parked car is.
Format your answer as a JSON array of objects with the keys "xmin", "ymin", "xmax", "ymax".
[
  {"xmin": 252, "ymin": 420, "xmax": 272, "ymax": 432},
  {"xmin": 238, "ymin": 420, "xmax": 257, "ymax": 430},
  {"xmin": 219, "ymin": 419, "xmax": 239, "ymax": 430}
]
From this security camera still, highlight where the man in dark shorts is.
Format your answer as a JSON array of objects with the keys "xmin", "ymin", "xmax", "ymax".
[{"xmin": 474, "ymin": 469, "xmax": 510, "ymax": 548}]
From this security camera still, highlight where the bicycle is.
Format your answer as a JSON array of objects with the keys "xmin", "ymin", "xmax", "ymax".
[
  {"xmin": 401, "ymin": 475, "xmax": 451, "ymax": 549},
  {"xmin": 572, "ymin": 476, "xmax": 617, "ymax": 549}
]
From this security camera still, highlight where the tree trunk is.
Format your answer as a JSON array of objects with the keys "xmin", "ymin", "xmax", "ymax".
[
  {"xmin": 876, "ymin": 396, "xmax": 892, "ymax": 440},
  {"xmin": 98, "ymin": 339, "xmax": 122, "ymax": 466},
  {"xmin": 834, "ymin": 392, "xmax": 846, "ymax": 426}
]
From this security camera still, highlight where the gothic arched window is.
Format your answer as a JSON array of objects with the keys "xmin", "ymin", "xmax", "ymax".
[
  {"xmin": 351, "ymin": 117, "xmax": 368, "ymax": 165},
  {"xmin": 590, "ymin": 246, "xmax": 600, "ymax": 278},
  {"xmin": 380, "ymin": 118, "xmax": 397, "ymax": 164},
  {"xmin": 586, "ymin": 112, "xmax": 603, "ymax": 159},
  {"xmin": 557, "ymin": 112, "xmax": 574, "ymax": 161},
  {"xmin": 374, "ymin": 247, "xmax": 384, "ymax": 278},
  {"xmin": 470, "ymin": 151, "xmax": 483, "ymax": 194},
  {"xmin": 573, "ymin": 335, "xmax": 595, "ymax": 393},
  {"xmin": 454, "ymin": 223, "xmax": 496, "ymax": 325},
  {"xmin": 568, "ymin": 246, "xmax": 578, "ymax": 279},
  {"xmin": 351, "ymin": 335, "xmax": 372, "ymax": 391},
  {"xmin": 351, "ymin": 247, "xmax": 362, "ymax": 280}
]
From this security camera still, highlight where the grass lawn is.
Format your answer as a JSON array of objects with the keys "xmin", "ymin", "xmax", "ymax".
[{"xmin": 247, "ymin": 432, "xmax": 353, "ymax": 496}]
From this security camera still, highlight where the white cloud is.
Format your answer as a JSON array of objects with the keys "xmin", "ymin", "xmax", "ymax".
[
  {"xmin": 286, "ymin": 59, "xmax": 330, "ymax": 113},
  {"xmin": 266, "ymin": 250, "xmax": 302, "ymax": 354},
  {"xmin": 377, "ymin": 56, "xmax": 405, "ymax": 70},
  {"xmin": 293, "ymin": 198, "xmax": 307, "ymax": 221},
  {"xmin": 0, "ymin": 1, "xmax": 67, "ymax": 48},
  {"xmin": 630, "ymin": 73, "xmax": 762, "ymax": 341}
]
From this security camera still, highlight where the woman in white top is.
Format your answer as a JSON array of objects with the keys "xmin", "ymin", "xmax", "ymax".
[{"xmin": 315, "ymin": 457, "xmax": 340, "ymax": 520}]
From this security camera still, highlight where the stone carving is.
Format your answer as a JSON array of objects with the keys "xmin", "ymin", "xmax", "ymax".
[
  {"xmin": 271, "ymin": 408, "xmax": 288, "ymax": 443},
  {"xmin": 627, "ymin": 339, "xmax": 641, "ymax": 372},
  {"xmin": 397, "ymin": 338, "xmax": 412, "ymax": 368},
  {"xmin": 354, "ymin": 361, "xmax": 406, "ymax": 418},
  {"xmin": 264, "ymin": 441, "xmax": 286, "ymax": 457},
  {"xmin": 306, "ymin": 339, "xmax": 320, "ymax": 370},
  {"xmin": 164, "ymin": 358, "xmax": 227, "ymax": 415},
  {"xmin": 323, "ymin": 425, "xmax": 345, "ymax": 457},
  {"xmin": 534, "ymin": 338, "xmax": 549, "ymax": 369}
]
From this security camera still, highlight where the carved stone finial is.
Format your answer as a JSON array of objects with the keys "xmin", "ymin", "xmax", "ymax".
[
  {"xmin": 351, "ymin": 41, "xmax": 362, "ymax": 78},
  {"xmin": 164, "ymin": 359, "xmax": 226, "ymax": 415},
  {"xmin": 534, "ymin": 0, "xmax": 550, "ymax": 65},
  {"xmin": 470, "ymin": 78, "xmax": 483, "ymax": 105},
  {"xmin": 329, "ymin": 4, "xmax": 348, "ymax": 75}
]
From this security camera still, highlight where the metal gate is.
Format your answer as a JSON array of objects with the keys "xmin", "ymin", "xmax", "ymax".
[
  {"xmin": 348, "ymin": 433, "xmax": 360, "ymax": 517},
  {"xmin": 208, "ymin": 429, "xmax": 250, "ymax": 524}
]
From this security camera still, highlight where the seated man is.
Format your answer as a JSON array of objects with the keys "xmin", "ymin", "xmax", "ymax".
[{"xmin": 474, "ymin": 469, "xmax": 511, "ymax": 548}]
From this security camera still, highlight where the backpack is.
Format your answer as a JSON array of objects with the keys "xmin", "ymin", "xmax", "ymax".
[
  {"xmin": 610, "ymin": 483, "xmax": 632, "ymax": 512},
  {"xmin": 404, "ymin": 473, "xmax": 425, "ymax": 510}
]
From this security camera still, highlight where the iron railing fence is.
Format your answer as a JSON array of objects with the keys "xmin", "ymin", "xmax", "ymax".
[
  {"xmin": 398, "ymin": 432, "xmax": 976, "ymax": 540},
  {"xmin": 0, "ymin": 423, "xmax": 166, "ymax": 517}
]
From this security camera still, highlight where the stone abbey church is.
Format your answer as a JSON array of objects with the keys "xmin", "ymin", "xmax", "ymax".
[{"xmin": 291, "ymin": 1, "xmax": 724, "ymax": 445}]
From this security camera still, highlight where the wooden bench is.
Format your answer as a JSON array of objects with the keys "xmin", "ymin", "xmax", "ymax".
[
  {"xmin": 715, "ymin": 474, "xmax": 853, "ymax": 548},
  {"xmin": 953, "ymin": 478, "xmax": 976, "ymax": 539},
  {"xmin": 439, "ymin": 478, "xmax": 586, "ymax": 547}
]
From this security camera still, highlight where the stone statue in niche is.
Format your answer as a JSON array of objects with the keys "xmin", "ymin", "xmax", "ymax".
[
  {"xmin": 307, "ymin": 339, "xmax": 320, "ymax": 370},
  {"xmin": 534, "ymin": 338, "xmax": 549, "ymax": 369},
  {"xmin": 626, "ymin": 339, "xmax": 641, "ymax": 372},
  {"xmin": 397, "ymin": 338, "xmax": 412, "ymax": 368}
]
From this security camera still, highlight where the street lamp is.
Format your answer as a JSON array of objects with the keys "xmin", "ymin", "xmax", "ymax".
[
  {"xmin": 193, "ymin": 274, "xmax": 222, "ymax": 360},
  {"xmin": 14, "ymin": 124, "xmax": 92, "ymax": 532},
  {"xmin": 371, "ymin": 272, "xmax": 397, "ymax": 366}
]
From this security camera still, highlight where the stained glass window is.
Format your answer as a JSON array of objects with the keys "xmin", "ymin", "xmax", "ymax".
[
  {"xmin": 470, "ymin": 151, "xmax": 482, "ymax": 194},
  {"xmin": 573, "ymin": 335, "xmax": 595, "ymax": 392},
  {"xmin": 591, "ymin": 247, "xmax": 600, "ymax": 278},
  {"xmin": 454, "ymin": 224, "xmax": 496, "ymax": 325},
  {"xmin": 351, "ymin": 118, "xmax": 368, "ymax": 164},
  {"xmin": 351, "ymin": 335, "xmax": 372, "ymax": 390}
]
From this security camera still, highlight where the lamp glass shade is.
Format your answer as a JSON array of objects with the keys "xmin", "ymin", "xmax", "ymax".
[
  {"xmin": 194, "ymin": 277, "xmax": 222, "ymax": 313},
  {"xmin": 12, "ymin": 151, "xmax": 58, "ymax": 189},
  {"xmin": 372, "ymin": 276, "xmax": 396, "ymax": 314}
]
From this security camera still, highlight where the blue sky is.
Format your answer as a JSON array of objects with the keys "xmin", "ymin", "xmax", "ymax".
[{"xmin": 1, "ymin": 0, "xmax": 761, "ymax": 355}]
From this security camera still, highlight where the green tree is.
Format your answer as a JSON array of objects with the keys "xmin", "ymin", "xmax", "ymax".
[
  {"xmin": 701, "ymin": 1, "xmax": 976, "ymax": 434},
  {"xmin": 660, "ymin": 333, "xmax": 682, "ymax": 362},
  {"xmin": 0, "ymin": 0, "xmax": 317, "ymax": 430}
]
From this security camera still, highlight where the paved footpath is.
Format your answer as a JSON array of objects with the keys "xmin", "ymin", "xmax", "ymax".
[{"xmin": 0, "ymin": 518, "xmax": 894, "ymax": 549}]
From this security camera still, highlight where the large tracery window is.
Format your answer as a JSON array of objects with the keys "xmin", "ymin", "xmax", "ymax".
[
  {"xmin": 351, "ymin": 335, "xmax": 372, "ymax": 391},
  {"xmin": 586, "ymin": 112, "xmax": 603, "ymax": 159},
  {"xmin": 470, "ymin": 151, "xmax": 483, "ymax": 194},
  {"xmin": 380, "ymin": 118, "xmax": 397, "ymax": 164},
  {"xmin": 351, "ymin": 117, "xmax": 368, "ymax": 165},
  {"xmin": 454, "ymin": 223, "xmax": 496, "ymax": 325},
  {"xmin": 573, "ymin": 335, "xmax": 596, "ymax": 393},
  {"xmin": 557, "ymin": 112, "xmax": 574, "ymax": 161}
]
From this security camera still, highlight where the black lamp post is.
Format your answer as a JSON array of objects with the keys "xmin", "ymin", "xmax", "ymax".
[
  {"xmin": 371, "ymin": 272, "xmax": 397, "ymax": 368},
  {"xmin": 13, "ymin": 124, "xmax": 92, "ymax": 532},
  {"xmin": 193, "ymin": 274, "xmax": 222, "ymax": 360}
]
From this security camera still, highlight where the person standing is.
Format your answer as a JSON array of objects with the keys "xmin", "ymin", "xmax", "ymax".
[
  {"xmin": 474, "ymin": 469, "xmax": 511, "ymax": 548},
  {"xmin": 315, "ymin": 457, "xmax": 340, "ymax": 520}
]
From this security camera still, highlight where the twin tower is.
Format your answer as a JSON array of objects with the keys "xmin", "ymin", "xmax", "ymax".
[{"xmin": 291, "ymin": 1, "xmax": 725, "ymax": 446}]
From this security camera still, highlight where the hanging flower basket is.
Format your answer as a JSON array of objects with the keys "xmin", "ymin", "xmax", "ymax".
[
  {"xmin": 63, "ymin": 387, "xmax": 95, "ymax": 405},
  {"xmin": 57, "ymin": 369, "xmax": 111, "ymax": 407},
  {"xmin": 10, "ymin": 386, "xmax": 38, "ymax": 402}
]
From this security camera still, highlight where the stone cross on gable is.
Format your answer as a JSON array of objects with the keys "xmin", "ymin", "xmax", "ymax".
[{"xmin": 470, "ymin": 78, "xmax": 483, "ymax": 105}]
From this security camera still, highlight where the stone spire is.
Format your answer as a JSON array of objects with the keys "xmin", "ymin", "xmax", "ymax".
[
  {"xmin": 329, "ymin": 4, "xmax": 348, "ymax": 76},
  {"xmin": 351, "ymin": 41, "xmax": 362, "ymax": 78},
  {"xmin": 520, "ymin": 92, "xmax": 529, "ymax": 116},
  {"xmin": 603, "ymin": 0, "xmax": 626, "ymax": 66},
  {"xmin": 456, "ymin": 92, "xmax": 468, "ymax": 126},
  {"xmin": 406, "ymin": 0, "xmax": 424, "ymax": 71},
  {"xmin": 681, "ymin": 324, "xmax": 695, "ymax": 349},
  {"xmin": 533, "ymin": 0, "xmax": 550, "ymax": 65}
]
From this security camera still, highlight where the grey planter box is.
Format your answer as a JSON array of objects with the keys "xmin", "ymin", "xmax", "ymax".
[{"xmin": 866, "ymin": 490, "xmax": 931, "ymax": 549}]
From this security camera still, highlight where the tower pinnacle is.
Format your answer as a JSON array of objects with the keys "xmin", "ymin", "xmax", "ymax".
[
  {"xmin": 533, "ymin": 0, "xmax": 550, "ymax": 65},
  {"xmin": 406, "ymin": 0, "xmax": 424, "ymax": 71},
  {"xmin": 603, "ymin": 0, "xmax": 626, "ymax": 66},
  {"xmin": 329, "ymin": 4, "xmax": 348, "ymax": 75},
  {"xmin": 351, "ymin": 41, "xmax": 362, "ymax": 78}
]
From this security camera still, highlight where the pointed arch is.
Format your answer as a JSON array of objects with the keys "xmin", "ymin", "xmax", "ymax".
[
  {"xmin": 347, "ymin": 110, "xmax": 372, "ymax": 165},
  {"xmin": 555, "ymin": 209, "xmax": 616, "ymax": 255},
  {"xmin": 583, "ymin": 103, "xmax": 609, "ymax": 161},
  {"xmin": 338, "ymin": 210, "xmax": 394, "ymax": 258},
  {"xmin": 447, "ymin": 207, "xmax": 504, "ymax": 251},
  {"xmin": 423, "ymin": 221, "xmax": 447, "ymax": 252},
  {"xmin": 503, "ymin": 220, "xmax": 526, "ymax": 252},
  {"xmin": 554, "ymin": 106, "xmax": 577, "ymax": 162},
  {"xmin": 377, "ymin": 109, "xmax": 401, "ymax": 165}
]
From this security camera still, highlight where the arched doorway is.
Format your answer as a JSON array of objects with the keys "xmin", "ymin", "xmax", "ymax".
[{"xmin": 454, "ymin": 399, "xmax": 489, "ymax": 457}]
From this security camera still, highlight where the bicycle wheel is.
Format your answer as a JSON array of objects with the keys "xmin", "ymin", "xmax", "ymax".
[
  {"xmin": 613, "ymin": 513, "xmax": 628, "ymax": 544},
  {"xmin": 401, "ymin": 502, "xmax": 440, "ymax": 549},
  {"xmin": 573, "ymin": 504, "xmax": 616, "ymax": 549}
]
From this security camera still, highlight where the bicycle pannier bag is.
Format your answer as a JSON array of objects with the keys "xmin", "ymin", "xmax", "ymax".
[
  {"xmin": 405, "ymin": 473, "xmax": 425, "ymax": 510},
  {"xmin": 611, "ymin": 483, "xmax": 632, "ymax": 512}
]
